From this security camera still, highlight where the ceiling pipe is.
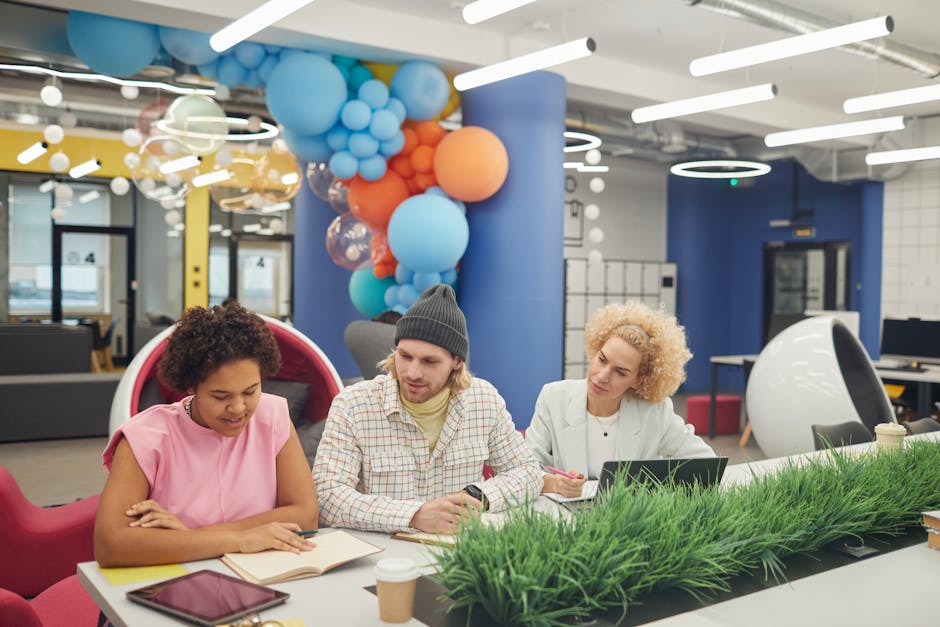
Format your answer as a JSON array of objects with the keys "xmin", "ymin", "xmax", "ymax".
[{"xmin": 685, "ymin": 0, "xmax": 940, "ymax": 78}]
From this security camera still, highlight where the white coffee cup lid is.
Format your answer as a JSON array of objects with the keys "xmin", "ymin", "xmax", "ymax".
[{"xmin": 374, "ymin": 558, "xmax": 419, "ymax": 582}]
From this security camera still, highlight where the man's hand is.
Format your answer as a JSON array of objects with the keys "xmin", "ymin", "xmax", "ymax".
[{"xmin": 409, "ymin": 492, "xmax": 484, "ymax": 534}]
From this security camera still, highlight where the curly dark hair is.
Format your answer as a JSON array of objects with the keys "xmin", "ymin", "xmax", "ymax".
[{"xmin": 158, "ymin": 302, "xmax": 281, "ymax": 393}]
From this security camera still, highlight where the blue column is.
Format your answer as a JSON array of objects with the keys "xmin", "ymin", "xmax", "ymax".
[
  {"xmin": 292, "ymin": 170, "xmax": 362, "ymax": 378},
  {"xmin": 859, "ymin": 181, "xmax": 884, "ymax": 357},
  {"xmin": 459, "ymin": 71, "xmax": 566, "ymax": 429}
]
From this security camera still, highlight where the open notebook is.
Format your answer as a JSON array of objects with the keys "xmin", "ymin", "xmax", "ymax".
[
  {"xmin": 221, "ymin": 530, "xmax": 382, "ymax": 585},
  {"xmin": 543, "ymin": 480, "xmax": 599, "ymax": 504}
]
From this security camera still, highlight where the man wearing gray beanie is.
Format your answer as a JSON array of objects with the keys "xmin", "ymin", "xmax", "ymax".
[{"xmin": 315, "ymin": 284, "xmax": 542, "ymax": 533}]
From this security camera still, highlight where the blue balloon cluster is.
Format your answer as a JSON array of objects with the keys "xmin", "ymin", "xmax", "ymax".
[
  {"xmin": 384, "ymin": 263, "xmax": 459, "ymax": 314},
  {"xmin": 194, "ymin": 41, "xmax": 292, "ymax": 90},
  {"xmin": 333, "ymin": 56, "xmax": 377, "ymax": 99},
  {"xmin": 66, "ymin": 11, "xmax": 161, "ymax": 78}
]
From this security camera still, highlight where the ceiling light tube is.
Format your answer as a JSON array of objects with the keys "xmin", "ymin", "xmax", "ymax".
[
  {"xmin": 159, "ymin": 155, "xmax": 201, "ymax": 175},
  {"xmin": 764, "ymin": 115, "xmax": 905, "ymax": 147},
  {"xmin": 192, "ymin": 169, "xmax": 233, "ymax": 187},
  {"xmin": 0, "ymin": 63, "xmax": 215, "ymax": 96},
  {"xmin": 17, "ymin": 141, "xmax": 48, "ymax": 164},
  {"xmin": 844, "ymin": 83, "xmax": 940, "ymax": 114},
  {"xmin": 454, "ymin": 37, "xmax": 595, "ymax": 92},
  {"xmin": 631, "ymin": 83, "xmax": 776, "ymax": 124},
  {"xmin": 690, "ymin": 16, "xmax": 893, "ymax": 77},
  {"xmin": 79, "ymin": 189, "xmax": 101, "ymax": 204},
  {"xmin": 209, "ymin": 223, "xmax": 224, "ymax": 233},
  {"xmin": 38, "ymin": 179, "xmax": 56, "ymax": 193},
  {"xmin": 280, "ymin": 172, "xmax": 299, "ymax": 185},
  {"xmin": 242, "ymin": 223, "xmax": 263, "ymax": 233},
  {"xmin": 463, "ymin": 0, "xmax": 538, "ymax": 24},
  {"xmin": 563, "ymin": 131, "xmax": 602, "ymax": 153},
  {"xmin": 866, "ymin": 145, "xmax": 940, "ymax": 166},
  {"xmin": 210, "ymin": 0, "xmax": 318, "ymax": 52},
  {"xmin": 261, "ymin": 201, "xmax": 291, "ymax": 212},
  {"xmin": 69, "ymin": 159, "xmax": 101, "ymax": 179}
]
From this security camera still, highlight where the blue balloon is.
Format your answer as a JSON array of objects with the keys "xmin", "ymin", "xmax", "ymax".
[
  {"xmin": 394, "ymin": 264, "xmax": 414, "ymax": 285},
  {"xmin": 349, "ymin": 64, "xmax": 374, "ymax": 92},
  {"xmin": 243, "ymin": 69, "xmax": 263, "ymax": 89},
  {"xmin": 257, "ymin": 55, "xmax": 279, "ymax": 82},
  {"xmin": 384, "ymin": 285, "xmax": 400, "ymax": 309},
  {"xmin": 379, "ymin": 130, "xmax": 406, "ymax": 158},
  {"xmin": 217, "ymin": 55, "xmax": 248, "ymax": 87},
  {"xmin": 398, "ymin": 284, "xmax": 421, "ymax": 308},
  {"xmin": 326, "ymin": 125, "xmax": 351, "ymax": 151},
  {"xmin": 390, "ymin": 61, "xmax": 449, "ymax": 121},
  {"xmin": 358, "ymin": 80, "xmax": 389, "ymax": 110},
  {"xmin": 159, "ymin": 26, "xmax": 219, "ymax": 66},
  {"xmin": 278, "ymin": 48, "xmax": 305, "ymax": 62},
  {"xmin": 441, "ymin": 268, "xmax": 458, "ymax": 286},
  {"xmin": 385, "ymin": 98, "xmax": 407, "ymax": 123},
  {"xmin": 264, "ymin": 44, "xmax": 283, "ymax": 55},
  {"xmin": 341, "ymin": 100, "xmax": 372, "ymax": 131},
  {"xmin": 388, "ymin": 194, "xmax": 469, "ymax": 272},
  {"xmin": 349, "ymin": 269, "xmax": 396, "ymax": 319},
  {"xmin": 333, "ymin": 55, "xmax": 357, "ymax": 69},
  {"xmin": 266, "ymin": 53, "xmax": 346, "ymax": 136},
  {"xmin": 392, "ymin": 304, "xmax": 408, "ymax": 315},
  {"xmin": 425, "ymin": 186, "xmax": 466, "ymax": 213},
  {"xmin": 196, "ymin": 59, "xmax": 219, "ymax": 80},
  {"xmin": 348, "ymin": 132, "xmax": 379, "ymax": 159},
  {"xmin": 358, "ymin": 155, "xmax": 387, "ymax": 181},
  {"xmin": 234, "ymin": 41, "xmax": 266, "ymax": 69},
  {"xmin": 67, "ymin": 11, "xmax": 160, "ymax": 78},
  {"xmin": 282, "ymin": 127, "xmax": 332, "ymax": 163},
  {"xmin": 336, "ymin": 63, "xmax": 351, "ymax": 84},
  {"xmin": 413, "ymin": 272, "xmax": 442, "ymax": 292},
  {"xmin": 369, "ymin": 109, "xmax": 400, "ymax": 141},
  {"xmin": 329, "ymin": 151, "xmax": 358, "ymax": 179}
]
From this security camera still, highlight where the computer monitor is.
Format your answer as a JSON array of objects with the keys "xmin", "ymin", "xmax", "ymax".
[{"xmin": 880, "ymin": 318, "xmax": 940, "ymax": 365}]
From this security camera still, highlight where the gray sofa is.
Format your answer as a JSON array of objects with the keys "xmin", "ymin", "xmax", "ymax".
[{"xmin": 0, "ymin": 324, "xmax": 120, "ymax": 442}]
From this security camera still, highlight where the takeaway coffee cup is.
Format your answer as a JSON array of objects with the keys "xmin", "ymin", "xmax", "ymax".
[
  {"xmin": 374, "ymin": 558, "xmax": 419, "ymax": 623},
  {"xmin": 874, "ymin": 422, "xmax": 906, "ymax": 451}
]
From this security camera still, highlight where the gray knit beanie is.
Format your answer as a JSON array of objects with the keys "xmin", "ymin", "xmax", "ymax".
[{"xmin": 394, "ymin": 284, "xmax": 469, "ymax": 360}]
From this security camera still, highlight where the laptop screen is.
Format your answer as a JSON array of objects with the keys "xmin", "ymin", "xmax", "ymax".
[{"xmin": 598, "ymin": 457, "xmax": 728, "ymax": 493}]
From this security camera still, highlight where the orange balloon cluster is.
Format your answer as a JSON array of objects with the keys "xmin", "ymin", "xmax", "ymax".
[
  {"xmin": 388, "ymin": 121, "xmax": 447, "ymax": 195},
  {"xmin": 434, "ymin": 126, "xmax": 508, "ymax": 202}
]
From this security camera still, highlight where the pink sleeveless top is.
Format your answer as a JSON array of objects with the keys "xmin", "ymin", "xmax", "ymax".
[{"xmin": 103, "ymin": 393, "xmax": 292, "ymax": 529}]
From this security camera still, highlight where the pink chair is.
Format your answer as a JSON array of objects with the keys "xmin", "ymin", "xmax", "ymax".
[
  {"xmin": 0, "ymin": 467, "xmax": 100, "ymax": 598},
  {"xmin": 0, "ymin": 575, "xmax": 99, "ymax": 627}
]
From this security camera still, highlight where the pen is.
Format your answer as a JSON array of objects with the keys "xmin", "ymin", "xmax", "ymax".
[
  {"xmin": 546, "ymin": 466, "xmax": 579, "ymax": 480},
  {"xmin": 295, "ymin": 529, "xmax": 319, "ymax": 537}
]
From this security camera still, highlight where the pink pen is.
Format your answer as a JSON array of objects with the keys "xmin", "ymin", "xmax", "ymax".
[{"xmin": 546, "ymin": 466, "xmax": 579, "ymax": 480}]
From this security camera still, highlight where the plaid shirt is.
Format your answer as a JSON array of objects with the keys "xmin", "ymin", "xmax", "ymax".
[{"xmin": 314, "ymin": 374, "xmax": 542, "ymax": 531}]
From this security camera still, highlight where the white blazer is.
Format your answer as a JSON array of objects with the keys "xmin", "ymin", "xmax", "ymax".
[{"xmin": 525, "ymin": 379, "xmax": 715, "ymax": 476}]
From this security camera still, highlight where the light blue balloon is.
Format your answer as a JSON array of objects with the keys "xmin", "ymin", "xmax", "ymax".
[
  {"xmin": 341, "ymin": 100, "xmax": 372, "ymax": 131},
  {"xmin": 398, "ymin": 284, "xmax": 421, "ymax": 308},
  {"xmin": 388, "ymin": 194, "xmax": 469, "ymax": 272},
  {"xmin": 441, "ymin": 269, "xmax": 458, "ymax": 286},
  {"xmin": 159, "ymin": 26, "xmax": 219, "ymax": 66},
  {"xmin": 278, "ymin": 48, "xmax": 305, "ymax": 62},
  {"xmin": 282, "ymin": 127, "xmax": 331, "ymax": 163},
  {"xmin": 379, "ymin": 130, "xmax": 406, "ymax": 158},
  {"xmin": 348, "ymin": 132, "xmax": 379, "ymax": 159},
  {"xmin": 358, "ymin": 155, "xmax": 387, "ymax": 181},
  {"xmin": 264, "ymin": 44, "xmax": 283, "ymax": 55},
  {"xmin": 412, "ymin": 272, "xmax": 442, "ymax": 292},
  {"xmin": 384, "ymin": 285, "xmax": 400, "ymax": 309},
  {"xmin": 234, "ymin": 41, "xmax": 266, "ymax": 69},
  {"xmin": 333, "ymin": 55, "xmax": 358, "ymax": 69},
  {"xmin": 196, "ymin": 59, "xmax": 219, "ymax": 80},
  {"xmin": 394, "ymin": 264, "xmax": 414, "ymax": 285},
  {"xmin": 217, "ymin": 55, "xmax": 248, "ymax": 88},
  {"xmin": 392, "ymin": 304, "xmax": 408, "ymax": 315},
  {"xmin": 390, "ymin": 61, "xmax": 449, "ymax": 121},
  {"xmin": 326, "ymin": 125, "xmax": 350, "ymax": 151},
  {"xmin": 243, "ymin": 69, "xmax": 263, "ymax": 89},
  {"xmin": 425, "ymin": 186, "xmax": 466, "ymax": 213},
  {"xmin": 67, "ymin": 11, "xmax": 160, "ymax": 78},
  {"xmin": 349, "ymin": 269, "xmax": 396, "ymax": 319},
  {"xmin": 257, "ymin": 55, "xmax": 279, "ymax": 82},
  {"xmin": 266, "ymin": 53, "xmax": 346, "ymax": 136},
  {"xmin": 358, "ymin": 80, "xmax": 389, "ymax": 110},
  {"xmin": 385, "ymin": 98, "xmax": 407, "ymax": 123},
  {"xmin": 369, "ymin": 109, "xmax": 400, "ymax": 141},
  {"xmin": 349, "ymin": 64, "xmax": 374, "ymax": 92},
  {"xmin": 329, "ymin": 151, "xmax": 358, "ymax": 179}
]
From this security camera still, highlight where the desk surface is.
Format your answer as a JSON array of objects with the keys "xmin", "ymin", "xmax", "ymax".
[{"xmin": 80, "ymin": 435, "xmax": 940, "ymax": 627}]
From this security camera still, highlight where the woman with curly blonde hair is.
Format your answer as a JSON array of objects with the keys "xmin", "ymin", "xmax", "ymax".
[{"xmin": 526, "ymin": 302, "xmax": 714, "ymax": 497}]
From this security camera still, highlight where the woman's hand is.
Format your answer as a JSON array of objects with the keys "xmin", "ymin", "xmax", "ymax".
[
  {"xmin": 126, "ymin": 499, "xmax": 189, "ymax": 530},
  {"xmin": 236, "ymin": 522, "xmax": 316, "ymax": 554},
  {"xmin": 542, "ymin": 471, "xmax": 586, "ymax": 497}
]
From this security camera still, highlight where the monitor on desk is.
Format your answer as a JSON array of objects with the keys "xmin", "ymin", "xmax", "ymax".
[{"xmin": 880, "ymin": 318, "xmax": 940, "ymax": 366}]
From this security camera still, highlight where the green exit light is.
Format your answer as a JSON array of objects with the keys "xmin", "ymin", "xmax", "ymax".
[{"xmin": 729, "ymin": 178, "xmax": 739, "ymax": 186}]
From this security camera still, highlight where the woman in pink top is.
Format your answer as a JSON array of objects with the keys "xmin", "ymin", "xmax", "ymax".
[{"xmin": 94, "ymin": 302, "xmax": 317, "ymax": 567}]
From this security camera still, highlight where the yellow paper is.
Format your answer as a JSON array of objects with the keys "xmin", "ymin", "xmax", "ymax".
[{"xmin": 98, "ymin": 563, "xmax": 188, "ymax": 585}]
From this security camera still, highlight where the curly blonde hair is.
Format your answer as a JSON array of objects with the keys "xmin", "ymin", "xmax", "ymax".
[
  {"xmin": 379, "ymin": 351, "xmax": 473, "ymax": 394},
  {"xmin": 583, "ymin": 302, "xmax": 691, "ymax": 403}
]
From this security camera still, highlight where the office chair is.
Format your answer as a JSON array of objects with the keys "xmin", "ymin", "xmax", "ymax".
[
  {"xmin": 92, "ymin": 317, "xmax": 119, "ymax": 371},
  {"xmin": 811, "ymin": 421, "xmax": 873, "ymax": 451},
  {"xmin": 0, "ymin": 575, "xmax": 99, "ymax": 627},
  {"xmin": 344, "ymin": 320, "xmax": 397, "ymax": 380},
  {"xmin": 902, "ymin": 417, "xmax": 940, "ymax": 435}
]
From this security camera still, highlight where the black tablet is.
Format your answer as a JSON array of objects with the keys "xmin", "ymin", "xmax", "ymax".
[{"xmin": 126, "ymin": 569, "xmax": 289, "ymax": 626}]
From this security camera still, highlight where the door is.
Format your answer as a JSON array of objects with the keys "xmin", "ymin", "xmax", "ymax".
[{"xmin": 226, "ymin": 234, "xmax": 293, "ymax": 320}]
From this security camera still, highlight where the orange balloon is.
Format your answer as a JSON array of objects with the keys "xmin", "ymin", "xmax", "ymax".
[
  {"xmin": 348, "ymin": 171, "xmax": 410, "ymax": 231},
  {"xmin": 434, "ymin": 126, "xmax": 508, "ymax": 202},
  {"xmin": 410, "ymin": 145, "xmax": 434, "ymax": 173},
  {"xmin": 404, "ymin": 178, "xmax": 421, "ymax": 195},
  {"xmin": 400, "ymin": 128, "xmax": 418, "ymax": 156},
  {"xmin": 389, "ymin": 154, "xmax": 414, "ymax": 179},
  {"xmin": 370, "ymin": 231, "xmax": 396, "ymax": 278},
  {"xmin": 412, "ymin": 120, "xmax": 446, "ymax": 147},
  {"xmin": 414, "ymin": 172, "xmax": 437, "ymax": 191}
]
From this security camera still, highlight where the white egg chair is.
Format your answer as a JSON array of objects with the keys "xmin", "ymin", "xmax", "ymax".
[{"xmin": 746, "ymin": 315, "xmax": 894, "ymax": 458}]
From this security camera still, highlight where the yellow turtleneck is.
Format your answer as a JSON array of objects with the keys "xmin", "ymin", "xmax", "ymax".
[{"xmin": 400, "ymin": 386, "xmax": 450, "ymax": 453}]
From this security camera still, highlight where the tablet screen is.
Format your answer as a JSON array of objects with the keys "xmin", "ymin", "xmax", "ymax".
[{"xmin": 127, "ymin": 569, "xmax": 289, "ymax": 626}]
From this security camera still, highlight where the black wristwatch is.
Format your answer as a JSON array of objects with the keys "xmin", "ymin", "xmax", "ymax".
[{"xmin": 463, "ymin": 484, "xmax": 489, "ymax": 511}]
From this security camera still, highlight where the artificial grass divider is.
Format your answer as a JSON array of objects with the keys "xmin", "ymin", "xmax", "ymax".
[{"xmin": 433, "ymin": 441, "xmax": 940, "ymax": 626}]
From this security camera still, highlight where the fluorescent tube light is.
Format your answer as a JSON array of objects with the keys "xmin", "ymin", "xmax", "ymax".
[
  {"xmin": 670, "ymin": 160, "xmax": 771, "ymax": 179},
  {"xmin": 563, "ymin": 162, "xmax": 610, "ymax": 173},
  {"xmin": 261, "ymin": 201, "xmax": 291, "ymax": 213},
  {"xmin": 631, "ymin": 83, "xmax": 776, "ymax": 124},
  {"xmin": 280, "ymin": 172, "xmax": 299, "ymax": 185},
  {"xmin": 69, "ymin": 159, "xmax": 101, "ymax": 179},
  {"xmin": 79, "ymin": 190, "xmax": 101, "ymax": 204},
  {"xmin": 209, "ymin": 223, "xmax": 224, "ymax": 233},
  {"xmin": 38, "ymin": 179, "xmax": 56, "ymax": 193},
  {"xmin": 690, "ymin": 16, "xmax": 893, "ymax": 77},
  {"xmin": 866, "ymin": 145, "xmax": 940, "ymax": 166},
  {"xmin": 844, "ymin": 83, "xmax": 940, "ymax": 114},
  {"xmin": 563, "ymin": 131, "xmax": 601, "ymax": 153},
  {"xmin": 242, "ymin": 223, "xmax": 263, "ymax": 233},
  {"xmin": 463, "ymin": 0, "xmax": 538, "ymax": 24},
  {"xmin": 17, "ymin": 141, "xmax": 48, "ymax": 164},
  {"xmin": 454, "ymin": 37, "xmax": 595, "ymax": 92},
  {"xmin": 192, "ymin": 169, "xmax": 233, "ymax": 187},
  {"xmin": 159, "ymin": 155, "xmax": 201, "ymax": 175},
  {"xmin": 0, "ymin": 63, "xmax": 215, "ymax": 96},
  {"xmin": 764, "ymin": 115, "xmax": 905, "ymax": 147},
  {"xmin": 210, "ymin": 0, "xmax": 318, "ymax": 52}
]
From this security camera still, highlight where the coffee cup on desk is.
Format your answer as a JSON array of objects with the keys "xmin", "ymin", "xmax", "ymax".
[
  {"xmin": 374, "ymin": 558, "xmax": 419, "ymax": 623},
  {"xmin": 874, "ymin": 422, "xmax": 907, "ymax": 451}
]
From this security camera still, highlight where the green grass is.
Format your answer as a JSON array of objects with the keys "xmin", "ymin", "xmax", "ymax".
[{"xmin": 433, "ymin": 442, "xmax": 940, "ymax": 626}]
